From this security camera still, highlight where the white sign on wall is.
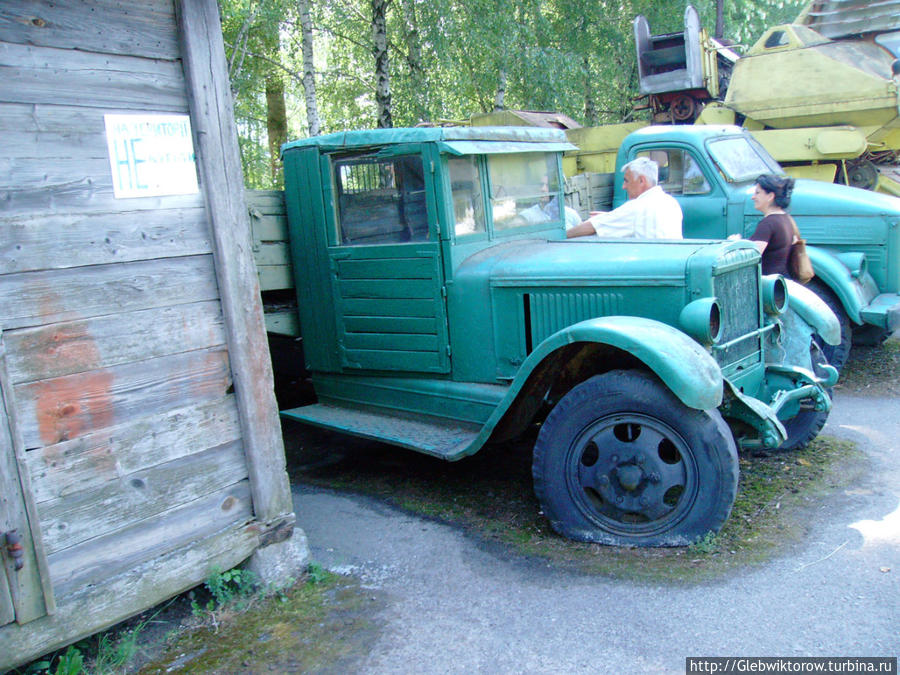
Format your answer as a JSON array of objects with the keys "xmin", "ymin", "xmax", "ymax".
[{"xmin": 104, "ymin": 114, "xmax": 200, "ymax": 198}]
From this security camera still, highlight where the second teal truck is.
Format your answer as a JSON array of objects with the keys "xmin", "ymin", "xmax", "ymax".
[{"xmin": 564, "ymin": 123, "xmax": 900, "ymax": 370}]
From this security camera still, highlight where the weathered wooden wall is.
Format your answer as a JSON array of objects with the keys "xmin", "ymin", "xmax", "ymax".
[{"xmin": 0, "ymin": 1, "xmax": 295, "ymax": 668}]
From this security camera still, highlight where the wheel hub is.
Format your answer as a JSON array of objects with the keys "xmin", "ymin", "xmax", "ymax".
[
  {"xmin": 615, "ymin": 464, "xmax": 643, "ymax": 491},
  {"xmin": 573, "ymin": 417, "xmax": 693, "ymax": 527}
]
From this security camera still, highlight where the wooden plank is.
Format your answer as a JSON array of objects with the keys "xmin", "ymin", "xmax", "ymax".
[
  {"xmin": 1, "ymin": 157, "xmax": 113, "ymax": 191},
  {"xmin": 245, "ymin": 190, "xmax": 288, "ymax": 212},
  {"xmin": 0, "ymin": 0, "xmax": 180, "ymax": 60},
  {"xmin": 264, "ymin": 311, "xmax": 301, "ymax": 337},
  {"xmin": 0, "ymin": 42, "xmax": 188, "ymax": 110},
  {"xmin": 0, "ymin": 254, "xmax": 220, "ymax": 331},
  {"xmin": 4, "ymin": 301, "xmax": 226, "ymax": 384},
  {"xmin": 253, "ymin": 241, "xmax": 292, "ymax": 267},
  {"xmin": 257, "ymin": 265, "xmax": 295, "ymax": 292},
  {"xmin": 48, "ymin": 480, "xmax": 253, "ymax": 598},
  {"xmin": 0, "ymin": 521, "xmax": 259, "ymax": 672},
  {"xmin": 178, "ymin": 0, "xmax": 293, "ymax": 525},
  {"xmin": 14, "ymin": 347, "xmax": 232, "ymax": 449},
  {"xmin": 0, "ymin": 207, "xmax": 213, "ymax": 274},
  {"xmin": 251, "ymin": 217, "xmax": 289, "ymax": 244},
  {"xmin": 37, "ymin": 439, "xmax": 248, "ymax": 555},
  {"xmin": 0, "ymin": 557, "xmax": 13, "ymax": 625},
  {"xmin": 0, "ymin": 103, "xmax": 189, "ymax": 135},
  {"xmin": 0, "ymin": 333, "xmax": 55, "ymax": 623},
  {"xmin": 24, "ymin": 395, "xmax": 241, "ymax": 504}
]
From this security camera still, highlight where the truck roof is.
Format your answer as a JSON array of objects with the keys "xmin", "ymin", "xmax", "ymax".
[
  {"xmin": 281, "ymin": 126, "xmax": 576, "ymax": 155},
  {"xmin": 626, "ymin": 124, "xmax": 746, "ymax": 143}
]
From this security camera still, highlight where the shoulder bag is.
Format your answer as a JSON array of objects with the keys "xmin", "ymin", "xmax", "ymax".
[{"xmin": 788, "ymin": 216, "xmax": 814, "ymax": 284}]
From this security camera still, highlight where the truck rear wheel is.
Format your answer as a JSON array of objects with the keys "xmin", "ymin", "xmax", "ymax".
[{"xmin": 532, "ymin": 370, "xmax": 738, "ymax": 547}]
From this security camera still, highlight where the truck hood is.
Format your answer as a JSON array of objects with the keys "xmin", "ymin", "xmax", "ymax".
[
  {"xmin": 740, "ymin": 178, "xmax": 900, "ymax": 218},
  {"xmin": 455, "ymin": 237, "xmax": 742, "ymax": 284}
]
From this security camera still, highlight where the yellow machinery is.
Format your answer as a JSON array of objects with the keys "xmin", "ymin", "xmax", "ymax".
[{"xmin": 634, "ymin": 1, "xmax": 900, "ymax": 194}]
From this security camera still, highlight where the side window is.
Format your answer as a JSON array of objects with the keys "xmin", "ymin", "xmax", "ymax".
[
  {"xmin": 333, "ymin": 153, "xmax": 428, "ymax": 245},
  {"xmin": 448, "ymin": 156, "xmax": 486, "ymax": 236},
  {"xmin": 639, "ymin": 149, "xmax": 710, "ymax": 196}
]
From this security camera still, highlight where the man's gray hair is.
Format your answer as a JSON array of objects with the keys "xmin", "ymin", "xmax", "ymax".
[{"xmin": 623, "ymin": 156, "xmax": 659, "ymax": 186}]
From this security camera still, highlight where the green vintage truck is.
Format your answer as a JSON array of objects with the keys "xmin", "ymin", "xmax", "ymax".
[
  {"xmin": 564, "ymin": 123, "xmax": 900, "ymax": 371},
  {"xmin": 271, "ymin": 125, "xmax": 839, "ymax": 546}
]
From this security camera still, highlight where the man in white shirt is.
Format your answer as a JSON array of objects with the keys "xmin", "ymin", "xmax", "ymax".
[{"xmin": 566, "ymin": 156, "xmax": 683, "ymax": 239}]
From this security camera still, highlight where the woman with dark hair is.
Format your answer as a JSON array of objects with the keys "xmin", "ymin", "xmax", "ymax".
[{"xmin": 745, "ymin": 173, "xmax": 796, "ymax": 276}]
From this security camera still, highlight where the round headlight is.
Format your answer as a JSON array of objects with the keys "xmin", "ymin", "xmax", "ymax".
[
  {"xmin": 762, "ymin": 274, "xmax": 788, "ymax": 315},
  {"xmin": 679, "ymin": 297, "xmax": 722, "ymax": 345}
]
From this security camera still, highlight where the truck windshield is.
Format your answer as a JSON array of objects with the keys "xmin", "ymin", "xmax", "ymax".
[
  {"xmin": 706, "ymin": 135, "xmax": 782, "ymax": 183},
  {"xmin": 486, "ymin": 152, "xmax": 562, "ymax": 232}
]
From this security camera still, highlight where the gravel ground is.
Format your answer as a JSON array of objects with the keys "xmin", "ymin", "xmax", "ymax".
[{"xmin": 294, "ymin": 388, "xmax": 900, "ymax": 673}]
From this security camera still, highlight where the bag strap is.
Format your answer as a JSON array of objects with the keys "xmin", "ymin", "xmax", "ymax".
[{"xmin": 787, "ymin": 214, "xmax": 801, "ymax": 242}]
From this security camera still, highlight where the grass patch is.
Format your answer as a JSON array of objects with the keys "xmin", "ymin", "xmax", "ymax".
[
  {"xmin": 136, "ymin": 570, "xmax": 384, "ymax": 674},
  {"xmin": 286, "ymin": 423, "xmax": 863, "ymax": 584}
]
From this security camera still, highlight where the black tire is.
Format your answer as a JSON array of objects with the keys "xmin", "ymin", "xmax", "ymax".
[
  {"xmin": 779, "ymin": 340, "xmax": 830, "ymax": 451},
  {"xmin": 806, "ymin": 279, "xmax": 852, "ymax": 372},
  {"xmin": 532, "ymin": 370, "xmax": 739, "ymax": 547}
]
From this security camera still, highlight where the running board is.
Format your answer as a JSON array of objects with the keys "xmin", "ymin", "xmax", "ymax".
[{"xmin": 280, "ymin": 403, "xmax": 481, "ymax": 460}]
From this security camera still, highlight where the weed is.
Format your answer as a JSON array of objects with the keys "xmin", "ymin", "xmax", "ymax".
[
  {"xmin": 51, "ymin": 646, "xmax": 83, "ymax": 675},
  {"xmin": 306, "ymin": 562, "xmax": 330, "ymax": 585},
  {"xmin": 689, "ymin": 531, "xmax": 720, "ymax": 554},
  {"xmin": 191, "ymin": 566, "xmax": 258, "ymax": 617},
  {"xmin": 92, "ymin": 618, "xmax": 146, "ymax": 673}
]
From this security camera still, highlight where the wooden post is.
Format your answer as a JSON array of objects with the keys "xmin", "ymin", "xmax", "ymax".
[{"xmin": 175, "ymin": 0, "xmax": 294, "ymax": 531}]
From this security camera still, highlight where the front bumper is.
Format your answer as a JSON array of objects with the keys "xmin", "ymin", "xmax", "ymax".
[
  {"xmin": 720, "ymin": 363, "xmax": 836, "ymax": 449},
  {"xmin": 859, "ymin": 292, "xmax": 900, "ymax": 332}
]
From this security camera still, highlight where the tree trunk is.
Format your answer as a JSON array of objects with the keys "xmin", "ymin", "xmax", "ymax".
[
  {"xmin": 582, "ymin": 55, "xmax": 597, "ymax": 126},
  {"xmin": 371, "ymin": 0, "xmax": 393, "ymax": 128},
  {"xmin": 715, "ymin": 0, "xmax": 725, "ymax": 39},
  {"xmin": 493, "ymin": 69, "xmax": 507, "ymax": 112},
  {"xmin": 298, "ymin": 0, "xmax": 321, "ymax": 136},
  {"xmin": 400, "ymin": 0, "xmax": 426, "ymax": 123},
  {"xmin": 265, "ymin": 76, "xmax": 288, "ymax": 186}
]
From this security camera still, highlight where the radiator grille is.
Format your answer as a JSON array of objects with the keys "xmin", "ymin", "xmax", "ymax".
[{"xmin": 714, "ymin": 265, "xmax": 761, "ymax": 365}]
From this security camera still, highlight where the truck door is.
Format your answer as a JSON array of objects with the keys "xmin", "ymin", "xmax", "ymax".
[
  {"xmin": 0, "ymin": 333, "xmax": 54, "ymax": 626},
  {"xmin": 635, "ymin": 147, "xmax": 728, "ymax": 239},
  {"xmin": 325, "ymin": 147, "xmax": 451, "ymax": 374}
]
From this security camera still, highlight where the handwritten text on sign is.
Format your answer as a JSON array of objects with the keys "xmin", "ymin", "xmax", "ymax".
[{"xmin": 104, "ymin": 114, "xmax": 200, "ymax": 198}]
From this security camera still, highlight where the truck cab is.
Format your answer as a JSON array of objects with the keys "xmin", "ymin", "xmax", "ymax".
[{"xmin": 280, "ymin": 126, "xmax": 838, "ymax": 547}]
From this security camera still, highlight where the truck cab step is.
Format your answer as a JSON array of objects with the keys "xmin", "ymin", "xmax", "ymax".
[{"xmin": 280, "ymin": 403, "xmax": 481, "ymax": 460}]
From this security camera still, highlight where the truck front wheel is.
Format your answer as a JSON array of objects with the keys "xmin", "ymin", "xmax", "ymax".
[{"xmin": 532, "ymin": 370, "xmax": 738, "ymax": 547}]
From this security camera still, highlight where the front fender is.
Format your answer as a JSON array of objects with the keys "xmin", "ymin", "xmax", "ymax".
[
  {"xmin": 784, "ymin": 278, "xmax": 841, "ymax": 346},
  {"xmin": 451, "ymin": 316, "xmax": 723, "ymax": 460},
  {"xmin": 807, "ymin": 246, "xmax": 878, "ymax": 325},
  {"xmin": 518, "ymin": 316, "xmax": 723, "ymax": 410}
]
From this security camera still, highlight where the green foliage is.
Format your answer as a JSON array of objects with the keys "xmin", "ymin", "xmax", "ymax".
[
  {"xmin": 306, "ymin": 561, "xmax": 329, "ymax": 585},
  {"xmin": 51, "ymin": 647, "xmax": 84, "ymax": 675},
  {"xmin": 218, "ymin": 0, "xmax": 808, "ymax": 186},
  {"xmin": 689, "ymin": 531, "xmax": 721, "ymax": 554},
  {"xmin": 192, "ymin": 566, "xmax": 258, "ymax": 615}
]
